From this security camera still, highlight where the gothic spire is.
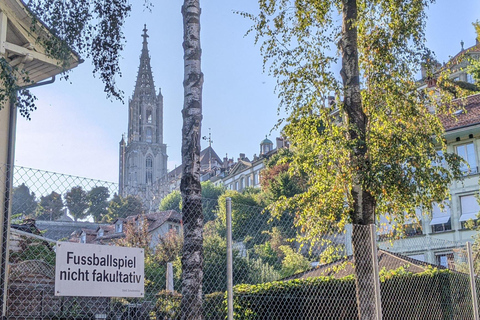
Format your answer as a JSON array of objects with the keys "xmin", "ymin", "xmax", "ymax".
[{"xmin": 133, "ymin": 24, "xmax": 156, "ymax": 99}]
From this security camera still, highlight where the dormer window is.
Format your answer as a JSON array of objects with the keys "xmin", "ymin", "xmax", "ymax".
[
  {"xmin": 116, "ymin": 222, "xmax": 123, "ymax": 233},
  {"xmin": 98, "ymin": 229, "xmax": 104, "ymax": 237}
]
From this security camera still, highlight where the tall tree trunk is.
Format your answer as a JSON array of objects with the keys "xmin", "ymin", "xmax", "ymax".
[
  {"xmin": 340, "ymin": 0, "xmax": 377, "ymax": 319},
  {"xmin": 180, "ymin": 1, "xmax": 204, "ymax": 319}
]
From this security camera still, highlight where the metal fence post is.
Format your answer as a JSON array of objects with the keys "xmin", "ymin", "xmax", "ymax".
[
  {"xmin": 226, "ymin": 197, "xmax": 233, "ymax": 320},
  {"xmin": 467, "ymin": 242, "xmax": 479, "ymax": 320},
  {"xmin": 166, "ymin": 262, "xmax": 174, "ymax": 292},
  {"xmin": 370, "ymin": 224, "xmax": 383, "ymax": 320}
]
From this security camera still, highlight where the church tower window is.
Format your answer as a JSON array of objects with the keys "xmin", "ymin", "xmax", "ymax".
[
  {"xmin": 146, "ymin": 156, "xmax": 153, "ymax": 184},
  {"xmin": 146, "ymin": 128, "xmax": 153, "ymax": 143},
  {"xmin": 147, "ymin": 109, "xmax": 153, "ymax": 124}
]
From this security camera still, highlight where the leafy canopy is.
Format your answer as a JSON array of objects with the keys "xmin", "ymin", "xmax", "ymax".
[{"xmin": 245, "ymin": 0, "xmax": 466, "ymax": 240}]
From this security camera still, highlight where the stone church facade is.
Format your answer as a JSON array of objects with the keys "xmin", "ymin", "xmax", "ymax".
[{"xmin": 119, "ymin": 26, "xmax": 168, "ymax": 208}]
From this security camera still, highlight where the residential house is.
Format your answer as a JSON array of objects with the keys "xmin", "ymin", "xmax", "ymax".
[
  {"xmin": 72, "ymin": 211, "xmax": 183, "ymax": 250},
  {"xmin": 222, "ymin": 137, "xmax": 289, "ymax": 192},
  {"xmin": 354, "ymin": 41, "xmax": 480, "ymax": 268}
]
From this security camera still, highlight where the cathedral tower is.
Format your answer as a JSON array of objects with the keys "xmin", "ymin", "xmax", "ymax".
[{"xmin": 119, "ymin": 25, "xmax": 168, "ymax": 204}]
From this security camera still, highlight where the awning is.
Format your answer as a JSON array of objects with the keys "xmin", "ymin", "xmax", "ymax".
[
  {"xmin": 429, "ymin": 215, "xmax": 450, "ymax": 226},
  {"xmin": 459, "ymin": 212, "xmax": 478, "ymax": 222}
]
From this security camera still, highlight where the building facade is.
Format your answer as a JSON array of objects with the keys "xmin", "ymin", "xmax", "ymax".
[
  {"xmin": 119, "ymin": 26, "xmax": 168, "ymax": 206},
  {"xmin": 346, "ymin": 41, "xmax": 480, "ymax": 268}
]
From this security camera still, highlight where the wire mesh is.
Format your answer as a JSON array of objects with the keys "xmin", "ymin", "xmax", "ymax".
[{"xmin": 0, "ymin": 165, "xmax": 479, "ymax": 319}]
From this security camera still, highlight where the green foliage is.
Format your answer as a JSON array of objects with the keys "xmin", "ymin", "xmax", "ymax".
[
  {"xmin": 154, "ymin": 230, "xmax": 183, "ymax": 265},
  {"xmin": 0, "ymin": 58, "xmax": 36, "ymax": 119},
  {"xmin": 204, "ymin": 292, "xmax": 227, "ymax": 320},
  {"xmin": 216, "ymin": 190, "xmax": 269, "ymax": 246},
  {"xmin": 232, "ymin": 269, "xmax": 468, "ymax": 320},
  {"xmin": 30, "ymin": 0, "xmax": 132, "ymax": 98},
  {"xmin": 12, "ymin": 184, "xmax": 38, "ymax": 218},
  {"xmin": 318, "ymin": 244, "xmax": 345, "ymax": 264},
  {"xmin": 245, "ymin": 0, "xmax": 465, "ymax": 246},
  {"xmin": 87, "ymin": 186, "xmax": 110, "ymax": 222},
  {"xmin": 65, "ymin": 186, "xmax": 88, "ymax": 221},
  {"xmin": 36, "ymin": 191, "xmax": 64, "ymax": 221},
  {"xmin": 159, "ymin": 181, "xmax": 224, "ymax": 222},
  {"xmin": 201, "ymin": 181, "xmax": 225, "ymax": 222},
  {"xmin": 155, "ymin": 290, "xmax": 181, "ymax": 320},
  {"xmin": 278, "ymin": 245, "xmax": 311, "ymax": 278},
  {"xmin": 159, "ymin": 190, "xmax": 182, "ymax": 212},
  {"xmin": 103, "ymin": 193, "xmax": 144, "ymax": 222},
  {"xmin": 9, "ymin": 238, "xmax": 55, "ymax": 265},
  {"xmin": 203, "ymin": 231, "xmax": 250, "ymax": 294},
  {"xmin": 247, "ymin": 258, "xmax": 281, "ymax": 284},
  {"xmin": 154, "ymin": 291, "xmax": 226, "ymax": 320},
  {"xmin": 115, "ymin": 218, "xmax": 151, "ymax": 252},
  {"xmin": 260, "ymin": 148, "xmax": 304, "ymax": 203}
]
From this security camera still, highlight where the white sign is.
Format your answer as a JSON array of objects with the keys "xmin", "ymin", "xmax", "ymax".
[{"xmin": 55, "ymin": 242, "xmax": 145, "ymax": 297}]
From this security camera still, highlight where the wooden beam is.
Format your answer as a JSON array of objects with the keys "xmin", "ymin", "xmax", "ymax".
[
  {"xmin": 4, "ymin": 41, "xmax": 61, "ymax": 67},
  {"xmin": 0, "ymin": 11, "xmax": 7, "ymax": 55}
]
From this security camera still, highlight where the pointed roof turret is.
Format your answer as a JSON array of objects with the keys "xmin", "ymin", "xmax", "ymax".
[{"xmin": 133, "ymin": 24, "xmax": 156, "ymax": 99}]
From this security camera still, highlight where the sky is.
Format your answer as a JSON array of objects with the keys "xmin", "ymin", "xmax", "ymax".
[{"xmin": 13, "ymin": 0, "xmax": 480, "ymax": 184}]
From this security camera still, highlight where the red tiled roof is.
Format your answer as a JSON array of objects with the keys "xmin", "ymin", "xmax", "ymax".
[{"xmin": 440, "ymin": 94, "xmax": 480, "ymax": 131}]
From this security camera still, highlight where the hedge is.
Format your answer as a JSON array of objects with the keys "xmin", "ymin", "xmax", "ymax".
[
  {"xmin": 155, "ymin": 291, "xmax": 226, "ymax": 320},
  {"xmin": 153, "ymin": 269, "xmax": 478, "ymax": 319},
  {"xmin": 232, "ymin": 269, "xmax": 477, "ymax": 319}
]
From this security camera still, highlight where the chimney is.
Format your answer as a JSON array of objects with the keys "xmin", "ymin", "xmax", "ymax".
[
  {"xmin": 239, "ymin": 153, "xmax": 245, "ymax": 161},
  {"xmin": 276, "ymin": 137, "xmax": 284, "ymax": 149},
  {"xmin": 328, "ymin": 96, "xmax": 335, "ymax": 108},
  {"xmin": 421, "ymin": 64, "xmax": 427, "ymax": 79}
]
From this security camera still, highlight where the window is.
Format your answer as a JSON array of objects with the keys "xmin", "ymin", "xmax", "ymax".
[
  {"xmin": 235, "ymin": 181, "xmax": 239, "ymax": 190},
  {"xmin": 430, "ymin": 202, "xmax": 451, "ymax": 233},
  {"xmin": 146, "ymin": 128, "xmax": 153, "ymax": 143},
  {"xmin": 240, "ymin": 177, "xmax": 244, "ymax": 190},
  {"xmin": 116, "ymin": 222, "xmax": 123, "ymax": 233},
  {"xmin": 456, "ymin": 142, "xmax": 477, "ymax": 174},
  {"xmin": 436, "ymin": 253, "xmax": 454, "ymax": 269},
  {"xmin": 80, "ymin": 233, "xmax": 86, "ymax": 244},
  {"xmin": 467, "ymin": 73, "xmax": 475, "ymax": 84},
  {"xmin": 460, "ymin": 194, "xmax": 480, "ymax": 228},
  {"xmin": 169, "ymin": 224, "xmax": 180, "ymax": 234},
  {"xmin": 146, "ymin": 157, "xmax": 153, "ymax": 184},
  {"xmin": 147, "ymin": 109, "xmax": 153, "ymax": 124},
  {"xmin": 98, "ymin": 229, "xmax": 104, "ymax": 237},
  {"xmin": 146, "ymin": 171, "xmax": 153, "ymax": 184},
  {"xmin": 408, "ymin": 254, "xmax": 425, "ymax": 262},
  {"xmin": 254, "ymin": 172, "xmax": 260, "ymax": 185},
  {"xmin": 404, "ymin": 222, "xmax": 423, "ymax": 236},
  {"xmin": 146, "ymin": 157, "xmax": 153, "ymax": 168}
]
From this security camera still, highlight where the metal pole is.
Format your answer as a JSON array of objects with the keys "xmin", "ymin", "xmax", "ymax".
[
  {"xmin": 226, "ymin": 197, "xmax": 233, "ymax": 320},
  {"xmin": 370, "ymin": 224, "xmax": 383, "ymax": 320},
  {"xmin": 467, "ymin": 242, "xmax": 479, "ymax": 320},
  {"xmin": 0, "ymin": 96, "xmax": 16, "ymax": 319},
  {"xmin": 0, "ymin": 77, "xmax": 55, "ymax": 319}
]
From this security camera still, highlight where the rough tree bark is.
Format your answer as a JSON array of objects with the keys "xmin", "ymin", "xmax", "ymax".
[
  {"xmin": 180, "ymin": 1, "xmax": 204, "ymax": 319},
  {"xmin": 340, "ymin": 0, "xmax": 377, "ymax": 319}
]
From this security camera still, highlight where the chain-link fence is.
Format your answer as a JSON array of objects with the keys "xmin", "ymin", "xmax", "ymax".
[{"xmin": 2, "ymin": 165, "xmax": 480, "ymax": 319}]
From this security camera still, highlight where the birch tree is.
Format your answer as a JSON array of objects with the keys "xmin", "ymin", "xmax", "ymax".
[
  {"xmin": 180, "ymin": 1, "xmax": 204, "ymax": 319},
  {"xmin": 246, "ymin": 1, "xmax": 467, "ymax": 318}
]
